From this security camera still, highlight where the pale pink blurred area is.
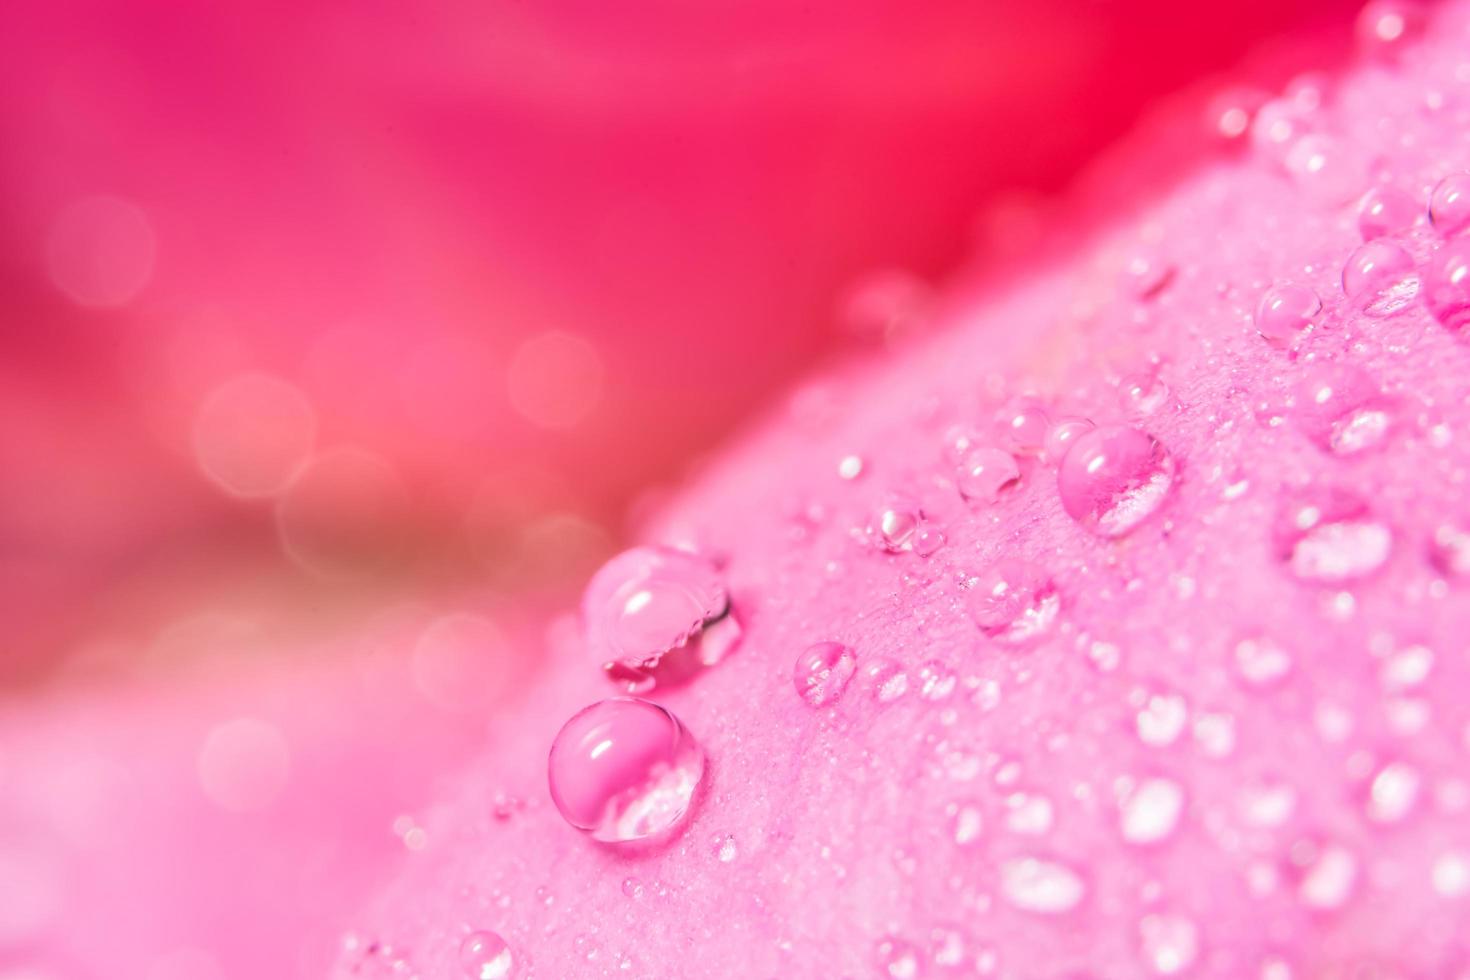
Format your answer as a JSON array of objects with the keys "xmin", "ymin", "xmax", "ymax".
[{"xmin": 0, "ymin": 0, "xmax": 1358, "ymax": 976}]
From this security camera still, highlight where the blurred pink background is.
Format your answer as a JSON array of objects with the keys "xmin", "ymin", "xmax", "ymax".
[{"xmin": 0, "ymin": 1, "xmax": 1356, "ymax": 977}]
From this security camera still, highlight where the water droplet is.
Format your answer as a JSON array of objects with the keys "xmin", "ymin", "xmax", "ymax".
[
  {"xmin": 794, "ymin": 642, "xmax": 857, "ymax": 707},
  {"xmin": 1254, "ymin": 283, "xmax": 1322, "ymax": 348},
  {"xmin": 866, "ymin": 658, "xmax": 911, "ymax": 703},
  {"xmin": 912, "ymin": 525, "xmax": 947, "ymax": 557},
  {"xmin": 1251, "ymin": 98, "xmax": 1309, "ymax": 161},
  {"xmin": 1238, "ymin": 778, "xmax": 1297, "ymax": 828},
  {"xmin": 999, "ymin": 857, "xmax": 1086, "ymax": 914},
  {"xmin": 621, "ymin": 877, "xmax": 645, "ymax": 899},
  {"xmin": 1341, "ymin": 239, "xmax": 1419, "ymax": 316},
  {"xmin": 1358, "ymin": 185, "xmax": 1419, "ymax": 239},
  {"xmin": 1122, "ymin": 249, "xmax": 1175, "ymax": 299},
  {"xmin": 994, "ymin": 398, "xmax": 1051, "ymax": 456},
  {"xmin": 1136, "ymin": 692, "xmax": 1189, "ymax": 747},
  {"xmin": 956, "ymin": 448, "xmax": 1021, "ymax": 503},
  {"xmin": 1118, "ymin": 373, "xmax": 1172, "ymax": 417},
  {"xmin": 1431, "ymin": 173, "xmax": 1470, "ymax": 236},
  {"xmin": 547, "ymin": 698, "xmax": 704, "ymax": 843},
  {"xmin": 1431, "ymin": 522, "xmax": 1470, "ymax": 577},
  {"xmin": 1285, "ymin": 135, "xmax": 1363, "ymax": 204},
  {"xmin": 1298, "ymin": 844, "xmax": 1358, "ymax": 910},
  {"xmin": 838, "ymin": 454, "xmax": 866, "ymax": 480},
  {"xmin": 968, "ymin": 559, "xmax": 1060, "ymax": 646},
  {"xmin": 1057, "ymin": 425, "xmax": 1175, "ymax": 538},
  {"xmin": 1043, "ymin": 417, "xmax": 1095, "ymax": 463},
  {"xmin": 1366, "ymin": 761, "xmax": 1421, "ymax": 823},
  {"xmin": 1356, "ymin": 0, "xmax": 1423, "ymax": 55},
  {"xmin": 874, "ymin": 937, "xmax": 922, "ymax": 979},
  {"xmin": 1423, "ymin": 243, "xmax": 1470, "ymax": 337},
  {"xmin": 916, "ymin": 661, "xmax": 957, "ymax": 701},
  {"xmin": 1432, "ymin": 850, "xmax": 1470, "ymax": 898},
  {"xmin": 1233, "ymin": 635, "xmax": 1294, "ymax": 688},
  {"xmin": 1139, "ymin": 914, "xmax": 1199, "ymax": 975},
  {"xmin": 1193, "ymin": 711, "xmax": 1237, "ymax": 758},
  {"xmin": 1292, "ymin": 363, "xmax": 1390, "ymax": 456},
  {"xmin": 1003, "ymin": 791, "xmax": 1055, "ymax": 836},
  {"xmin": 877, "ymin": 505, "xmax": 922, "ymax": 552},
  {"xmin": 1273, "ymin": 487, "xmax": 1391, "ymax": 583},
  {"xmin": 1120, "ymin": 777, "xmax": 1185, "ymax": 845},
  {"xmin": 459, "ymin": 930, "xmax": 515, "ymax": 980},
  {"xmin": 712, "ymin": 832, "xmax": 738, "ymax": 863},
  {"xmin": 582, "ymin": 547, "xmax": 737, "ymax": 690},
  {"xmin": 1380, "ymin": 644, "xmax": 1433, "ymax": 691},
  {"xmin": 950, "ymin": 802, "xmax": 984, "ymax": 846}
]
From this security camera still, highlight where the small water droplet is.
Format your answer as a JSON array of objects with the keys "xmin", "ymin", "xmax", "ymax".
[
  {"xmin": 583, "ymin": 547, "xmax": 737, "ymax": 690},
  {"xmin": 1122, "ymin": 249, "xmax": 1175, "ymax": 299},
  {"xmin": 1292, "ymin": 363, "xmax": 1390, "ymax": 456},
  {"xmin": 916, "ymin": 660, "xmax": 957, "ymax": 701},
  {"xmin": 1120, "ymin": 777, "xmax": 1185, "ymax": 844},
  {"xmin": 999, "ymin": 857, "xmax": 1086, "ymax": 914},
  {"xmin": 955, "ymin": 447, "xmax": 1021, "ymax": 504},
  {"xmin": 968, "ymin": 559, "xmax": 1061, "ymax": 646},
  {"xmin": 1298, "ymin": 843, "xmax": 1358, "ymax": 910},
  {"xmin": 877, "ymin": 505, "xmax": 922, "ymax": 552},
  {"xmin": 1380, "ymin": 643, "xmax": 1433, "ymax": 691},
  {"xmin": 1366, "ymin": 761, "xmax": 1421, "ymax": 823},
  {"xmin": 1004, "ymin": 791, "xmax": 1055, "ymax": 836},
  {"xmin": 866, "ymin": 658, "xmax": 910, "ymax": 703},
  {"xmin": 621, "ymin": 876, "xmax": 645, "ymax": 899},
  {"xmin": 1057, "ymin": 425, "xmax": 1175, "ymax": 538},
  {"xmin": 547, "ymin": 698, "xmax": 704, "ymax": 843},
  {"xmin": 1234, "ymin": 635, "xmax": 1294, "ymax": 688},
  {"xmin": 459, "ymin": 930, "xmax": 515, "ymax": 980},
  {"xmin": 838, "ymin": 455, "xmax": 866, "ymax": 480},
  {"xmin": 1254, "ymin": 283, "xmax": 1322, "ymax": 348},
  {"xmin": 911, "ymin": 524, "xmax": 947, "ymax": 557},
  {"xmin": 1431, "ymin": 173, "xmax": 1470, "ymax": 237},
  {"xmin": 1136, "ymin": 692, "xmax": 1189, "ymax": 747},
  {"xmin": 1043, "ymin": 417, "xmax": 1095, "ymax": 463},
  {"xmin": 1118, "ymin": 373, "xmax": 1172, "ymax": 417},
  {"xmin": 1341, "ymin": 239, "xmax": 1419, "ymax": 316},
  {"xmin": 874, "ymin": 937, "xmax": 922, "ymax": 979},
  {"xmin": 1357, "ymin": 186, "xmax": 1419, "ymax": 239},
  {"xmin": 794, "ymin": 642, "xmax": 858, "ymax": 708},
  {"xmin": 1285, "ymin": 135, "xmax": 1363, "ymax": 204},
  {"xmin": 994, "ymin": 398, "xmax": 1051, "ymax": 456},
  {"xmin": 1238, "ymin": 778, "xmax": 1297, "ymax": 828},
  {"xmin": 1139, "ymin": 914, "xmax": 1199, "ymax": 975},
  {"xmin": 711, "ymin": 832, "xmax": 738, "ymax": 863},
  {"xmin": 950, "ymin": 802, "xmax": 984, "ymax": 846},
  {"xmin": 1274, "ymin": 487, "xmax": 1391, "ymax": 583},
  {"xmin": 1193, "ymin": 711, "xmax": 1237, "ymax": 758},
  {"xmin": 1431, "ymin": 521, "xmax": 1470, "ymax": 576},
  {"xmin": 1432, "ymin": 850, "xmax": 1470, "ymax": 898},
  {"xmin": 1423, "ymin": 243, "xmax": 1470, "ymax": 337}
]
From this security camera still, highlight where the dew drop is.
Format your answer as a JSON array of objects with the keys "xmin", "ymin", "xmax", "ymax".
[
  {"xmin": 1057, "ymin": 425, "xmax": 1175, "ymax": 538},
  {"xmin": 874, "ymin": 937, "xmax": 921, "ymax": 980},
  {"xmin": 951, "ymin": 802, "xmax": 984, "ymax": 846},
  {"xmin": 1120, "ymin": 777, "xmax": 1185, "ymax": 845},
  {"xmin": 1122, "ymin": 249, "xmax": 1175, "ymax": 299},
  {"xmin": 711, "ymin": 832, "xmax": 738, "ymax": 863},
  {"xmin": 999, "ymin": 857, "xmax": 1086, "ymax": 914},
  {"xmin": 1422, "ymin": 243, "xmax": 1470, "ymax": 337},
  {"xmin": 1237, "ymin": 778, "xmax": 1297, "ymax": 828},
  {"xmin": 794, "ymin": 642, "xmax": 857, "ymax": 708},
  {"xmin": 1366, "ymin": 761, "xmax": 1421, "ymax": 824},
  {"xmin": 1357, "ymin": 186, "xmax": 1419, "ymax": 240},
  {"xmin": 1430, "ymin": 522, "xmax": 1470, "ymax": 577},
  {"xmin": 968, "ymin": 559, "xmax": 1061, "ymax": 646},
  {"xmin": 1380, "ymin": 644, "xmax": 1433, "ymax": 691},
  {"xmin": 1139, "ymin": 914, "xmax": 1199, "ymax": 976},
  {"xmin": 459, "ymin": 930, "xmax": 515, "ymax": 980},
  {"xmin": 1273, "ymin": 487, "xmax": 1391, "ymax": 583},
  {"xmin": 1043, "ymin": 417, "xmax": 1095, "ymax": 463},
  {"xmin": 1432, "ymin": 851, "xmax": 1470, "ymax": 898},
  {"xmin": 916, "ymin": 660, "xmax": 958, "ymax": 702},
  {"xmin": 547, "ymin": 698, "xmax": 704, "ymax": 843},
  {"xmin": 1341, "ymin": 239, "xmax": 1418, "ymax": 316},
  {"xmin": 912, "ymin": 525, "xmax": 947, "ymax": 557},
  {"xmin": 1285, "ymin": 135, "xmax": 1363, "ymax": 204},
  {"xmin": 582, "ymin": 547, "xmax": 737, "ymax": 690},
  {"xmin": 1233, "ymin": 635, "xmax": 1294, "ymax": 688},
  {"xmin": 1136, "ymin": 692, "xmax": 1189, "ymax": 747},
  {"xmin": 838, "ymin": 455, "xmax": 866, "ymax": 480},
  {"xmin": 1254, "ymin": 283, "xmax": 1322, "ymax": 349},
  {"xmin": 877, "ymin": 505, "xmax": 922, "ymax": 552},
  {"xmin": 1298, "ymin": 844, "xmax": 1358, "ymax": 911},
  {"xmin": 621, "ymin": 877, "xmax": 645, "ymax": 899},
  {"xmin": 1003, "ymin": 791, "xmax": 1056, "ymax": 836},
  {"xmin": 956, "ymin": 448, "xmax": 1021, "ymax": 503},
  {"xmin": 1292, "ymin": 363, "xmax": 1389, "ymax": 456},
  {"xmin": 994, "ymin": 398, "xmax": 1051, "ymax": 456},
  {"xmin": 1430, "ymin": 173, "xmax": 1470, "ymax": 237},
  {"xmin": 866, "ymin": 658, "xmax": 910, "ymax": 703},
  {"xmin": 1118, "ymin": 373, "xmax": 1172, "ymax": 417}
]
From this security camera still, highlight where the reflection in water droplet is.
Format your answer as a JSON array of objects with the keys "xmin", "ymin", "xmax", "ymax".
[
  {"xmin": 1043, "ymin": 417, "xmax": 1095, "ymax": 463},
  {"xmin": 1274, "ymin": 487, "xmax": 1391, "ymax": 583},
  {"xmin": 999, "ymin": 857, "xmax": 1085, "ymax": 914},
  {"xmin": 459, "ymin": 930, "xmax": 515, "ymax": 979},
  {"xmin": 1341, "ymin": 239, "xmax": 1418, "ymax": 316},
  {"xmin": 969, "ymin": 560, "xmax": 1060, "ymax": 646},
  {"xmin": 877, "ymin": 506, "xmax": 922, "ymax": 552},
  {"xmin": 1254, "ymin": 283, "xmax": 1322, "ymax": 349},
  {"xmin": 1058, "ymin": 426, "xmax": 1175, "ymax": 538},
  {"xmin": 956, "ymin": 448, "xmax": 1021, "ymax": 504},
  {"xmin": 547, "ymin": 698, "xmax": 704, "ymax": 843},
  {"xmin": 994, "ymin": 398, "xmax": 1051, "ymax": 456},
  {"xmin": 1357, "ymin": 186, "xmax": 1418, "ymax": 240},
  {"xmin": 794, "ymin": 642, "xmax": 857, "ymax": 708},
  {"xmin": 1118, "ymin": 373, "xmax": 1172, "ymax": 417},
  {"xmin": 583, "ymin": 547, "xmax": 737, "ymax": 691}
]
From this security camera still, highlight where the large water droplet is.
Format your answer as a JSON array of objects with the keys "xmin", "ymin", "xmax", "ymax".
[
  {"xmin": 1431, "ymin": 173, "xmax": 1470, "ymax": 237},
  {"xmin": 1058, "ymin": 426, "xmax": 1175, "ymax": 538},
  {"xmin": 460, "ymin": 931, "xmax": 515, "ymax": 980},
  {"xmin": 999, "ymin": 857, "xmax": 1086, "ymax": 914},
  {"xmin": 1120, "ymin": 777, "xmax": 1185, "ymax": 845},
  {"xmin": 583, "ymin": 547, "xmax": 738, "ymax": 691},
  {"xmin": 1273, "ymin": 487, "xmax": 1391, "ymax": 583},
  {"xmin": 1423, "ymin": 244, "xmax": 1470, "ymax": 337},
  {"xmin": 956, "ymin": 448, "xmax": 1021, "ymax": 503},
  {"xmin": 968, "ymin": 559, "xmax": 1060, "ymax": 646},
  {"xmin": 1139, "ymin": 914, "xmax": 1199, "ymax": 975},
  {"xmin": 1357, "ymin": 186, "xmax": 1418, "ymax": 240},
  {"xmin": 1341, "ymin": 240, "xmax": 1419, "ymax": 316},
  {"xmin": 547, "ymin": 698, "xmax": 704, "ymax": 843},
  {"xmin": 794, "ymin": 642, "xmax": 857, "ymax": 707},
  {"xmin": 1254, "ymin": 283, "xmax": 1322, "ymax": 349}
]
